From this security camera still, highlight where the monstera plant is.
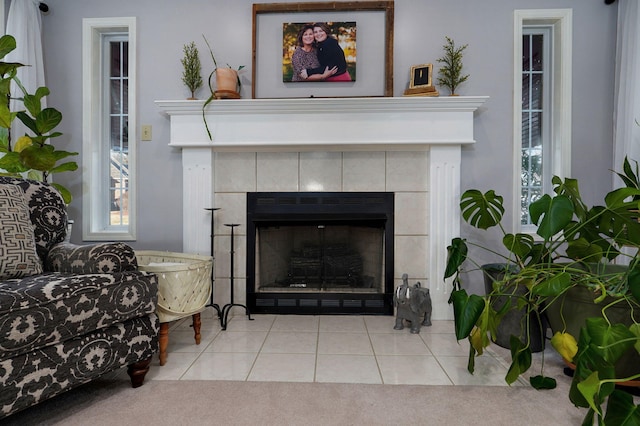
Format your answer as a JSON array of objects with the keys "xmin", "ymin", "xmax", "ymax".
[
  {"xmin": 444, "ymin": 157, "xmax": 640, "ymax": 425},
  {"xmin": 0, "ymin": 34, "xmax": 78, "ymax": 204}
]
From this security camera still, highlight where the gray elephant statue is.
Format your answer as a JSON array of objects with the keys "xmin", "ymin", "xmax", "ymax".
[{"xmin": 393, "ymin": 273, "xmax": 432, "ymax": 334}]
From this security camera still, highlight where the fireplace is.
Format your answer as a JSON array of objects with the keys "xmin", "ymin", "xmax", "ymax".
[
  {"xmin": 247, "ymin": 192, "xmax": 394, "ymax": 314},
  {"xmin": 156, "ymin": 96, "xmax": 488, "ymax": 321}
]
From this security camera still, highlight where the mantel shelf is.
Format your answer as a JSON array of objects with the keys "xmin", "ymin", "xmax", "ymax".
[
  {"xmin": 156, "ymin": 96, "xmax": 489, "ymax": 116},
  {"xmin": 156, "ymin": 96, "xmax": 489, "ymax": 152}
]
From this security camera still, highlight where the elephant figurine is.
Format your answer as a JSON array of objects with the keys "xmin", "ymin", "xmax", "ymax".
[{"xmin": 393, "ymin": 273, "xmax": 432, "ymax": 334}]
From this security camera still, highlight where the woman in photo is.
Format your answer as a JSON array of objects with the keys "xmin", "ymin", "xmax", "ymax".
[
  {"xmin": 291, "ymin": 24, "xmax": 337, "ymax": 82},
  {"xmin": 302, "ymin": 22, "xmax": 352, "ymax": 82}
]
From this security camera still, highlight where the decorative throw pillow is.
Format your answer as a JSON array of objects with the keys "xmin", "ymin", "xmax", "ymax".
[{"xmin": 0, "ymin": 184, "xmax": 43, "ymax": 280}]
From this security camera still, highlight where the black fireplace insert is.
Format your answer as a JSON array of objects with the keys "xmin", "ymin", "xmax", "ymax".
[{"xmin": 246, "ymin": 192, "xmax": 394, "ymax": 314}]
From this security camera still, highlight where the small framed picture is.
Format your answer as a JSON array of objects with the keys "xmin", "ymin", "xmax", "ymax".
[{"xmin": 409, "ymin": 64, "xmax": 433, "ymax": 89}]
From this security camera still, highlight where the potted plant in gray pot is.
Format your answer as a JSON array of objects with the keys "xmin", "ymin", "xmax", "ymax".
[{"xmin": 444, "ymin": 157, "xmax": 640, "ymax": 425}]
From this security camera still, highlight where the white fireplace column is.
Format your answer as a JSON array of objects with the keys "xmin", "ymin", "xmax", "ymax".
[{"xmin": 157, "ymin": 96, "xmax": 488, "ymax": 320}]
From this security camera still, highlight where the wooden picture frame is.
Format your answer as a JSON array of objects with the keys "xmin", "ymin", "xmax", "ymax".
[
  {"xmin": 252, "ymin": 1, "xmax": 394, "ymax": 99},
  {"xmin": 409, "ymin": 63, "xmax": 433, "ymax": 89}
]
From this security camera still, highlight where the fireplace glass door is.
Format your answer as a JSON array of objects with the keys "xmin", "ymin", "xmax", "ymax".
[{"xmin": 256, "ymin": 223, "xmax": 384, "ymax": 294}]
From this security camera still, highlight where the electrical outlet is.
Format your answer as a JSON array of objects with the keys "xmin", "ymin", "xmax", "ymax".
[{"xmin": 141, "ymin": 125, "xmax": 152, "ymax": 141}]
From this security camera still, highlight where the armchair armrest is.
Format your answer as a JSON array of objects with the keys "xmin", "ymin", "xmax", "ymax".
[{"xmin": 45, "ymin": 242, "xmax": 138, "ymax": 274}]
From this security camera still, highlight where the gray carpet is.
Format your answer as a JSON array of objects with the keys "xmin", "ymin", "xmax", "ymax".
[{"xmin": 3, "ymin": 374, "xmax": 586, "ymax": 425}]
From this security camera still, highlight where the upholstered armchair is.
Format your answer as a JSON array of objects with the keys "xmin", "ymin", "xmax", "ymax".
[{"xmin": 0, "ymin": 177, "xmax": 159, "ymax": 419}]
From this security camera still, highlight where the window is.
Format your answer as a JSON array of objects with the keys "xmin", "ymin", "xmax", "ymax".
[
  {"xmin": 513, "ymin": 10, "xmax": 572, "ymax": 233},
  {"xmin": 82, "ymin": 18, "xmax": 136, "ymax": 240}
]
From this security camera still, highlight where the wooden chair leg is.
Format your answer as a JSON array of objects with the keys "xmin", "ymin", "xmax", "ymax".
[
  {"xmin": 192, "ymin": 312, "xmax": 202, "ymax": 345},
  {"xmin": 127, "ymin": 357, "xmax": 151, "ymax": 388},
  {"xmin": 159, "ymin": 322, "xmax": 169, "ymax": 366}
]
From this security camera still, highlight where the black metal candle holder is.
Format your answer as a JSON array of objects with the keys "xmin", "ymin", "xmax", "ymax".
[
  {"xmin": 204, "ymin": 208, "xmax": 222, "ymax": 323},
  {"xmin": 220, "ymin": 223, "xmax": 252, "ymax": 330}
]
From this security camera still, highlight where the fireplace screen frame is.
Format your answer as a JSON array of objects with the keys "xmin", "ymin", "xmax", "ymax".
[{"xmin": 246, "ymin": 192, "xmax": 394, "ymax": 314}]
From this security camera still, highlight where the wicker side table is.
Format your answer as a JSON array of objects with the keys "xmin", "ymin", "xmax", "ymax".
[{"xmin": 136, "ymin": 251, "xmax": 212, "ymax": 365}]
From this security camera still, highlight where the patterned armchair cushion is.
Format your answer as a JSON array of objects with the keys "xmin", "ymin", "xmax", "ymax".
[
  {"xmin": 0, "ymin": 184, "xmax": 43, "ymax": 280},
  {"xmin": 46, "ymin": 242, "xmax": 139, "ymax": 274},
  {"xmin": 0, "ymin": 271, "xmax": 158, "ymax": 361},
  {"xmin": 0, "ymin": 177, "xmax": 67, "ymax": 263},
  {"xmin": 0, "ymin": 313, "xmax": 159, "ymax": 419}
]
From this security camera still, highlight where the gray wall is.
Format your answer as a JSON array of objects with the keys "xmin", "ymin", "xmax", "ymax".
[{"xmin": 39, "ymin": 0, "xmax": 619, "ymax": 292}]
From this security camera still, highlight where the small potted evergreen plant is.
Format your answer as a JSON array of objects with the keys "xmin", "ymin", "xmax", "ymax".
[
  {"xmin": 181, "ymin": 41, "xmax": 202, "ymax": 100},
  {"xmin": 436, "ymin": 36, "xmax": 470, "ymax": 96}
]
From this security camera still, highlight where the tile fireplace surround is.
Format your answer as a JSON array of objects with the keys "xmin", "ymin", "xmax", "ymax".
[{"xmin": 156, "ymin": 96, "xmax": 488, "ymax": 321}]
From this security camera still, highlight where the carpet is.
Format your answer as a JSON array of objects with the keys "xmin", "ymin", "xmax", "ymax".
[{"xmin": 3, "ymin": 374, "xmax": 585, "ymax": 425}]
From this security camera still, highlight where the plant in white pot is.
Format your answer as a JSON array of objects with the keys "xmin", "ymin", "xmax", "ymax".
[{"xmin": 201, "ymin": 34, "xmax": 244, "ymax": 140}]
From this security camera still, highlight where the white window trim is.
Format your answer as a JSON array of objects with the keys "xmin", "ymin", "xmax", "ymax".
[
  {"xmin": 82, "ymin": 17, "xmax": 137, "ymax": 241},
  {"xmin": 513, "ymin": 9, "xmax": 572, "ymax": 233}
]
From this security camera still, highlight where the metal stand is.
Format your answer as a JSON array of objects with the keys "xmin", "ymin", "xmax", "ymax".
[
  {"xmin": 204, "ymin": 208, "xmax": 222, "ymax": 322},
  {"xmin": 220, "ymin": 223, "xmax": 252, "ymax": 330}
]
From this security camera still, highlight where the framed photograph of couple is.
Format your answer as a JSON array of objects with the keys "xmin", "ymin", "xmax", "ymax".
[{"xmin": 252, "ymin": 1, "xmax": 394, "ymax": 99}]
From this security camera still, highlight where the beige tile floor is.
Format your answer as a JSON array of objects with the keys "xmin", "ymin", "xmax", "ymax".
[{"xmin": 146, "ymin": 309, "xmax": 567, "ymax": 387}]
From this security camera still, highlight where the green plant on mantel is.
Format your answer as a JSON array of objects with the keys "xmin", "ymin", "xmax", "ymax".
[
  {"xmin": 201, "ymin": 34, "xmax": 244, "ymax": 140},
  {"xmin": 0, "ymin": 34, "xmax": 78, "ymax": 203},
  {"xmin": 444, "ymin": 157, "xmax": 640, "ymax": 425},
  {"xmin": 436, "ymin": 36, "xmax": 469, "ymax": 96},
  {"xmin": 181, "ymin": 41, "xmax": 203, "ymax": 100}
]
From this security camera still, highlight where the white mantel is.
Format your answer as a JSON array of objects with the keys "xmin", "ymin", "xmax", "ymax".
[{"xmin": 156, "ymin": 96, "xmax": 488, "ymax": 320}]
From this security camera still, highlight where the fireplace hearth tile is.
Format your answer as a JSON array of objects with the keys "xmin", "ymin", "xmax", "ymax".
[
  {"xmin": 315, "ymin": 354, "xmax": 382, "ymax": 384},
  {"xmin": 248, "ymin": 353, "xmax": 316, "ymax": 382}
]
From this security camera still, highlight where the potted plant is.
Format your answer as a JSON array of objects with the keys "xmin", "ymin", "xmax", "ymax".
[
  {"xmin": 436, "ymin": 36, "xmax": 470, "ymax": 96},
  {"xmin": 181, "ymin": 41, "xmax": 203, "ymax": 100},
  {"xmin": 444, "ymin": 157, "xmax": 640, "ymax": 425},
  {"xmin": 201, "ymin": 34, "xmax": 244, "ymax": 140},
  {"xmin": 0, "ymin": 34, "xmax": 78, "ymax": 204}
]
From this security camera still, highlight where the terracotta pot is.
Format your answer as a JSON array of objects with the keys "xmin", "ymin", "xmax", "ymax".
[{"xmin": 215, "ymin": 68, "xmax": 238, "ymax": 92}]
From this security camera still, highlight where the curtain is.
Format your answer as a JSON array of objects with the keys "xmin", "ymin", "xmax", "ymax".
[
  {"xmin": 613, "ymin": 0, "xmax": 640, "ymax": 180},
  {"xmin": 5, "ymin": 0, "xmax": 45, "ymax": 140}
]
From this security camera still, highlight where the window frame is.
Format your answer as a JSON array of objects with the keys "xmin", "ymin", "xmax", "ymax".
[
  {"xmin": 513, "ymin": 9, "xmax": 572, "ymax": 234},
  {"xmin": 82, "ymin": 17, "xmax": 137, "ymax": 241}
]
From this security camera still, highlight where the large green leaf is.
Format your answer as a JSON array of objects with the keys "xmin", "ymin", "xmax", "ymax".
[
  {"xmin": 450, "ymin": 289, "xmax": 485, "ymax": 340},
  {"xmin": 505, "ymin": 335, "xmax": 532, "ymax": 384},
  {"xmin": 50, "ymin": 183, "xmax": 72, "ymax": 204},
  {"xmin": 565, "ymin": 238, "xmax": 604, "ymax": 263},
  {"xmin": 459, "ymin": 189, "xmax": 505, "ymax": 230},
  {"xmin": 0, "ymin": 102, "xmax": 12, "ymax": 128},
  {"xmin": 530, "ymin": 194, "xmax": 575, "ymax": 239},
  {"xmin": 15, "ymin": 110, "xmax": 37, "ymax": 134},
  {"xmin": 570, "ymin": 326, "xmax": 615, "ymax": 409},
  {"xmin": 604, "ymin": 390, "xmax": 640, "ymax": 426},
  {"xmin": 585, "ymin": 317, "xmax": 635, "ymax": 364},
  {"xmin": 49, "ymin": 161, "xmax": 78, "ymax": 174},
  {"xmin": 0, "ymin": 151, "xmax": 29, "ymax": 173},
  {"xmin": 604, "ymin": 187, "xmax": 640, "ymax": 208},
  {"xmin": 502, "ymin": 233, "xmax": 534, "ymax": 259},
  {"xmin": 530, "ymin": 271, "xmax": 572, "ymax": 297},
  {"xmin": 19, "ymin": 144, "xmax": 56, "ymax": 171},
  {"xmin": 529, "ymin": 375, "xmax": 557, "ymax": 390},
  {"xmin": 576, "ymin": 371, "xmax": 603, "ymax": 416},
  {"xmin": 0, "ymin": 34, "xmax": 16, "ymax": 60},
  {"xmin": 35, "ymin": 108, "xmax": 62, "ymax": 134},
  {"xmin": 444, "ymin": 237, "xmax": 467, "ymax": 279}
]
